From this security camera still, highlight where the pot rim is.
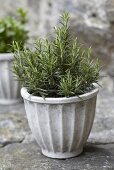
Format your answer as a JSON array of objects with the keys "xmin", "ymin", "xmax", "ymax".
[
  {"xmin": 21, "ymin": 85, "xmax": 99, "ymax": 104},
  {"xmin": 0, "ymin": 53, "xmax": 13, "ymax": 61}
]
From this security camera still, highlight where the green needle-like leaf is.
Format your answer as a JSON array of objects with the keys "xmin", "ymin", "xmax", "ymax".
[{"xmin": 13, "ymin": 12, "xmax": 100, "ymax": 98}]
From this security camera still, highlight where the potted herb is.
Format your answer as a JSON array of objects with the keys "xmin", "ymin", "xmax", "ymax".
[
  {"xmin": 13, "ymin": 12, "xmax": 99, "ymax": 159},
  {"xmin": 0, "ymin": 8, "xmax": 28, "ymax": 104}
]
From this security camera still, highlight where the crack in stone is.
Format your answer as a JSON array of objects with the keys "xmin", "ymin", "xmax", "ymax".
[
  {"xmin": 0, "ymin": 137, "xmax": 25, "ymax": 148},
  {"xmin": 87, "ymin": 142, "xmax": 114, "ymax": 146},
  {"xmin": 1, "ymin": 139, "xmax": 114, "ymax": 149},
  {"xmin": 95, "ymin": 142, "xmax": 114, "ymax": 145}
]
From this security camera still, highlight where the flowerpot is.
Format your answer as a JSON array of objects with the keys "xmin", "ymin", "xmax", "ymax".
[
  {"xmin": 0, "ymin": 53, "xmax": 21, "ymax": 105},
  {"xmin": 21, "ymin": 86, "xmax": 99, "ymax": 159}
]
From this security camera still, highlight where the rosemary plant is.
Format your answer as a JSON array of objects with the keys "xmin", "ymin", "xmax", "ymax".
[
  {"xmin": 13, "ymin": 12, "xmax": 100, "ymax": 97},
  {"xmin": 0, "ymin": 8, "xmax": 28, "ymax": 53}
]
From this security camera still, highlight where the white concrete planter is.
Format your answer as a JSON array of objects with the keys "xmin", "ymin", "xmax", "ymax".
[
  {"xmin": 21, "ymin": 86, "xmax": 99, "ymax": 159},
  {"xmin": 0, "ymin": 53, "xmax": 21, "ymax": 105}
]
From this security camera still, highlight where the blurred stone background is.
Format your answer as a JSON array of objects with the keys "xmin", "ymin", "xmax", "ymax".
[{"xmin": 0, "ymin": 0, "xmax": 114, "ymax": 74}]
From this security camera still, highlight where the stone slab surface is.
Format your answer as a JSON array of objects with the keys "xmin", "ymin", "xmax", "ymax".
[
  {"xmin": 1, "ymin": 0, "xmax": 114, "ymax": 72},
  {"xmin": 0, "ymin": 103, "xmax": 29, "ymax": 147},
  {"xmin": 88, "ymin": 85, "xmax": 114, "ymax": 144},
  {"xmin": 0, "ymin": 142, "xmax": 114, "ymax": 170}
]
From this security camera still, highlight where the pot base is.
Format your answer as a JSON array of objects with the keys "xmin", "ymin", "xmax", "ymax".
[
  {"xmin": 0, "ymin": 99, "xmax": 22, "ymax": 105},
  {"xmin": 42, "ymin": 147, "xmax": 83, "ymax": 159}
]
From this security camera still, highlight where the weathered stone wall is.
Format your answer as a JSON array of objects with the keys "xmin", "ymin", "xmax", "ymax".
[{"xmin": 0, "ymin": 0, "xmax": 114, "ymax": 72}]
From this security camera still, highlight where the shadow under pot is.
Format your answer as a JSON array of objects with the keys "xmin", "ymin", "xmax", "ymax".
[
  {"xmin": 21, "ymin": 86, "xmax": 99, "ymax": 159},
  {"xmin": 0, "ymin": 53, "xmax": 21, "ymax": 105}
]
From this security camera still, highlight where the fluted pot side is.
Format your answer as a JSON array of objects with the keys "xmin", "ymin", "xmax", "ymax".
[
  {"xmin": 22, "ymin": 87, "xmax": 98, "ymax": 158},
  {"xmin": 0, "ymin": 54, "xmax": 21, "ymax": 104}
]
